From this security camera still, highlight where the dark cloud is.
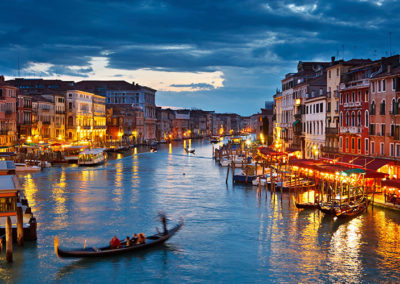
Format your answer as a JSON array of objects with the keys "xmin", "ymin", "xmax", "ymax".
[{"xmin": 0, "ymin": 0, "xmax": 399, "ymax": 114}]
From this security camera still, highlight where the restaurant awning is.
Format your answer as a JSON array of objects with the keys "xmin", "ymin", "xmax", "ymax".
[
  {"xmin": 382, "ymin": 179, "xmax": 400, "ymax": 189},
  {"xmin": 365, "ymin": 159, "xmax": 391, "ymax": 171}
]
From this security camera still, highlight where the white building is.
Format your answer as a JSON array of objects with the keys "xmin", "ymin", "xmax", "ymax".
[
  {"xmin": 304, "ymin": 95, "xmax": 326, "ymax": 159},
  {"xmin": 66, "ymin": 90, "xmax": 106, "ymax": 143}
]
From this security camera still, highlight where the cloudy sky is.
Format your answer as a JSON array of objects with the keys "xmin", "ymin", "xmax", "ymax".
[{"xmin": 0, "ymin": 0, "xmax": 398, "ymax": 115}]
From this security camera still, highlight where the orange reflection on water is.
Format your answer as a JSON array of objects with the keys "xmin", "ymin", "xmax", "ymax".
[
  {"xmin": 52, "ymin": 169, "xmax": 67, "ymax": 216},
  {"xmin": 373, "ymin": 210, "xmax": 400, "ymax": 270},
  {"xmin": 328, "ymin": 217, "xmax": 363, "ymax": 282},
  {"xmin": 22, "ymin": 174, "xmax": 38, "ymax": 208}
]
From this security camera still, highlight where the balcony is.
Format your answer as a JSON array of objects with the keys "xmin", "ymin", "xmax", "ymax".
[
  {"xmin": 42, "ymin": 121, "xmax": 51, "ymax": 125},
  {"xmin": 326, "ymin": 127, "xmax": 338, "ymax": 135},
  {"xmin": 321, "ymin": 146, "xmax": 339, "ymax": 153},
  {"xmin": 5, "ymin": 110, "xmax": 12, "ymax": 116},
  {"xmin": 327, "ymin": 92, "xmax": 331, "ymax": 98},
  {"xmin": 82, "ymin": 126, "xmax": 91, "ymax": 130},
  {"xmin": 56, "ymin": 110, "xmax": 65, "ymax": 114},
  {"xmin": 341, "ymin": 126, "xmax": 361, "ymax": 134},
  {"xmin": 0, "ymin": 130, "xmax": 8, "ymax": 135}
]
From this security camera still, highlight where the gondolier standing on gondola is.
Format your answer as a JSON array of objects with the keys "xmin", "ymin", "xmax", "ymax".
[{"xmin": 159, "ymin": 213, "xmax": 168, "ymax": 235}]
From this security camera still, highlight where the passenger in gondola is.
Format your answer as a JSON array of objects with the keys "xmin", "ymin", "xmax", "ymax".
[
  {"xmin": 132, "ymin": 233, "xmax": 138, "ymax": 244},
  {"xmin": 125, "ymin": 236, "xmax": 131, "ymax": 247},
  {"xmin": 110, "ymin": 236, "xmax": 121, "ymax": 249},
  {"xmin": 137, "ymin": 233, "xmax": 146, "ymax": 244}
]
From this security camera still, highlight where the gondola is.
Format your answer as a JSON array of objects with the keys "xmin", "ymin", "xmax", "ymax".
[
  {"xmin": 295, "ymin": 202, "xmax": 319, "ymax": 209},
  {"xmin": 336, "ymin": 200, "xmax": 368, "ymax": 218},
  {"xmin": 54, "ymin": 220, "xmax": 183, "ymax": 258},
  {"xmin": 184, "ymin": 147, "xmax": 195, "ymax": 154}
]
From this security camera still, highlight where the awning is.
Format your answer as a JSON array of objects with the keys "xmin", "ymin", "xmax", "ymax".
[
  {"xmin": 341, "ymin": 168, "xmax": 365, "ymax": 175},
  {"xmin": 293, "ymin": 120, "xmax": 300, "ymax": 126},
  {"xmin": 365, "ymin": 159, "xmax": 390, "ymax": 171},
  {"xmin": 382, "ymin": 179, "xmax": 400, "ymax": 189}
]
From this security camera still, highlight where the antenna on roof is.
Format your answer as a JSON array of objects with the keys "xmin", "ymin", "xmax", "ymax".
[{"xmin": 389, "ymin": 31, "xmax": 392, "ymax": 56}]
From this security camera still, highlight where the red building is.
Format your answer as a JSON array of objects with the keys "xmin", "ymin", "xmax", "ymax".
[
  {"xmin": 0, "ymin": 82, "xmax": 18, "ymax": 146},
  {"xmin": 17, "ymin": 94, "xmax": 32, "ymax": 141},
  {"xmin": 339, "ymin": 62, "xmax": 380, "ymax": 155}
]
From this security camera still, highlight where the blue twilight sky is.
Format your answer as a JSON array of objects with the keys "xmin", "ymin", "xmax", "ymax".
[{"xmin": 0, "ymin": 0, "xmax": 398, "ymax": 115}]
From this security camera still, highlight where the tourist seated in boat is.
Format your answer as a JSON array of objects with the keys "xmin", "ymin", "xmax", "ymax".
[
  {"xmin": 132, "ymin": 233, "xmax": 138, "ymax": 244},
  {"xmin": 125, "ymin": 236, "xmax": 131, "ymax": 247},
  {"xmin": 110, "ymin": 236, "xmax": 121, "ymax": 249},
  {"xmin": 137, "ymin": 233, "xmax": 146, "ymax": 244}
]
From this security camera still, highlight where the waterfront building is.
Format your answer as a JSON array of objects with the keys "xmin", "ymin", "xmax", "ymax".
[
  {"xmin": 156, "ymin": 107, "xmax": 175, "ymax": 141},
  {"xmin": 303, "ymin": 76, "xmax": 327, "ymax": 159},
  {"xmin": 16, "ymin": 94, "xmax": 32, "ymax": 141},
  {"xmin": 106, "ymin": 104, "xmax": 144, "ymax": 144},
  {"xmin": 92, "ymin": 95, "xmax": 107, "ymax": 143},
  {"xmin": 189, "ymin": 110, "xmax": 209, "ymax": 138},
  {"xmin": 42, "ymin": 93, "xmax": 66, "ymax": 141},
  {"xmin": 75, "ymin": 80, "xmax": 157, "ymax": 142},
  {"xmin": 172, "ymin": 110, "xmax": 190, "ymax": 139},
  {"xmin": 273, "ymin": 91, "xmax": 282, "ymax": 146},
  {"xmin": 369, "ymin": 56, "xmax": 400, "ymax": 164},
  {"xmin": 280, "ymin": 73, "xmax": 295, "ymax": 150},
  {"xmin": 324, "ymin": 58, "xmax": 372, "ymax": 155},
  {"xmin": 30, "ymin": 95, "xmax": 55, "ymax": 142},
  {"xmin": 65, "ymin": 90, "xmax": 106, "ymax": 143},
  {"xmin": 0, "ymin": 83, "xmax": 18, "ymax": 145},
  {"xmin": 338, "ymin": 62, "xmax": 379, "ymax": 155}
]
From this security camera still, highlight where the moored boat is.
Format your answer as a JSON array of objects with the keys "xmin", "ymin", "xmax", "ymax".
[
  {"xmin": 14, "ymin": 163, "xmax": 41, "ymax": 173},
  {"xmin": 78, "ymin": 148, "xmax": 107, "ymax": 166},
  {"xmin": 54, "ymin": 220, "xmax": 183, "ymax": 258},
  {"xmin": 335, "ymin": 199, "xmax": 368, "ymax": 218},
  {"xmin": 295, "ymin": 202, "xmax": 319, "ymax": 209}
]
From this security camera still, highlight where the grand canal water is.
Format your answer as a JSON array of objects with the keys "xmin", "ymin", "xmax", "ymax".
[{"xmin": 1, "ymin": 139, "xmax": 400, "ymax": 283}]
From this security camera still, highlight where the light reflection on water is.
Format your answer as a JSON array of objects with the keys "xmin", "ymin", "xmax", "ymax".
[{"xmin": 2, "ymin": 140, "xmax": 400, "ymax": 283}]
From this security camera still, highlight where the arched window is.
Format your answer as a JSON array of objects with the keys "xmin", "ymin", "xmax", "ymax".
[
  {"xmin": 357, "ymin": 111, "xmax": 361, "ymax": 126},
  {"xmin": 346, "ymin": 112, "xmax": 349, "ymax": 126},
  {"xmin": 380, "ymin": 99, "xmax": 386, "ymax": 115},
  {"xmin": 68, "ymin": 116, "xmax": 73, "ymax": 126},
  {"xmin": 365, "ymin": 110, "xmax": 369, "ymax": 127},
  {"xmin": 392, "ymin": 98, "xmax": 398, "ymax": 114},
  {"xmin": 351, "ymin": 112, "xmax": 355, "ymax": 126},
  {"xmin": 340, "ymin": 112, "xmax": 343, "ymax": 126},
  {"xmin": 397, "ymin": 98, "xmax": 400, "ymax": 114},
  {"xmin": 370, "ymin": 100, "xmax": 376, "ymax": 115}
]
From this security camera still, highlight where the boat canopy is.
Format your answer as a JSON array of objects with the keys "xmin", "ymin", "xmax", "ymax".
[{"xmin": 80, "ymin": 148, "xmax": 106, "ymax": 155}]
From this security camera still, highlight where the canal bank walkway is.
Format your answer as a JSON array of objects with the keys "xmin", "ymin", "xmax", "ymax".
[{"xmin": 371, "ymin": 193, "xmax": 400, "ymax": 212}]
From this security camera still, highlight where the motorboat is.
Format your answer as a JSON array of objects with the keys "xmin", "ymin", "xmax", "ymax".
[
  {"xmin": 14, "ymin": 163, "xmax": 41, "ymax": 173},
  {"xmin": 78, "ymin": 148, "xmax": 107, "ymax": 166}
]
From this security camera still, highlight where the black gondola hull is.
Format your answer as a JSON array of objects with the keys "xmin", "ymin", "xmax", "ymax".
[{"xmin": 55, "ymin": 222, "xmax": 183, "ymax": 258}]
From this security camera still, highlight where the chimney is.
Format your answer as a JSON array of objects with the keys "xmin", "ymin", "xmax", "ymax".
[
  {"xmin": 0, "ymin": 75, "xmax": 4, "ymax": 82},
  {"xmin": 387, "ymin": 64, "xmax": 391, "ymax": 74},
  {"xmin": 331, "ymin": 56, "xmax": 335, "ymax": 62}
]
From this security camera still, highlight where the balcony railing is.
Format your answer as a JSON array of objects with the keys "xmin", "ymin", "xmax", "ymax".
[
  {"xmin": 341, "ymin": 126, "xmax": 361, "ymax": 134},
  {"xmin": 0, "ymin": 130, "xmax": 8, "ymax": 135},
  {"xmin": 56, "ymin": 110, "xmax": 65, "ymax": 114},
  {"xmin": 326, "ymin": 127, "xmax": 338, "ymax": 135},
  {"xmin": 5, "ymin": 110, "xmax": 12, "ymax": 115}
]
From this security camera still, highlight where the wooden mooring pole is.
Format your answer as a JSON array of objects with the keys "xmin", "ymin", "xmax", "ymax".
[
  {"xmin": 17, "ymin": 206, "xmax": 24, "ymax": 246},
  {"xmin": 6, "ymin": 216, "xmax": 13, "ymax": 263}
]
